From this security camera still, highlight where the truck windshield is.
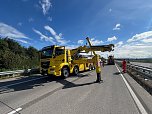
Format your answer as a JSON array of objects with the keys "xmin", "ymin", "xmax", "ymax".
[
  {"xmin": 41, "ymin": 49, "xmax": 53, "ymax": 59},
  {"xmin": 55, "ymin": 48, "xmax": 64, "ymax": 56}
]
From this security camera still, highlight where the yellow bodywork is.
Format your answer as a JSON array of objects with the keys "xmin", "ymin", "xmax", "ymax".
[
  {"xmin": 40, "ymin": 47, "xmax": 93, "ymax": 76},
  {"xmin": 40, "ymin": 38, "xmax": 114, "ymax": 77},
  {"xmin": 40, "ymin": 58, "xmax": 92, "ymax": 76}
]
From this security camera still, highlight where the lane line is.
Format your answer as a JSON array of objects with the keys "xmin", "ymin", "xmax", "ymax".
[
  {"xmin": 115, "ymin": 64, "xmax": 148, "ymax": 114},
  {"xmin": 0, "ymin": 76, "xmax": 48, "ymax": 89},
  {"xmin": 7, "ymin": 107, "xmax": 22, "ymax": 114}
]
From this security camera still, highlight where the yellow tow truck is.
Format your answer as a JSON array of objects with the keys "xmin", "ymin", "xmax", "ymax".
[
  {"xmin": 39, "ymin": 37, "xmax": 114, "ymax": 78},
  {"xmin": 107, "ymin": 55, "xmax": 115, "ymax": 65}
]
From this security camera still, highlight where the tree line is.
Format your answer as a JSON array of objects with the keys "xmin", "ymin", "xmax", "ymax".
[{"xmin": 0, "ymin": 37, "xmax": 39, "ymax": 71}]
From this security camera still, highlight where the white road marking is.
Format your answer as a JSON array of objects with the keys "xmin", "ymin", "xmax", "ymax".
[
  {"xmin": 7, "ymin": 107, "xmax": 22, "ymax": 114},
  {"xmin": 0, "ymin": 76, "xmax": 48, "ymax": 89},
  {"xmin": 115, "ymin": 64, "xmax": 148, "ymax": 114}
]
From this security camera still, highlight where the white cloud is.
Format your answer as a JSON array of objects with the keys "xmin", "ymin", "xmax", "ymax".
[
  {"xmin": 33, "ymin": 28, "xmax": 55, "ymax": 44},
  {"xmin": 90, "ymin": 38, "xmax": 103, "ymax": 45},
  {"xmin": 107, "ymin": 36, "xmax": 117, "ymax": 42},
  {"xmin": 15, "ymin": 39, "xmax": 29, "ymax": 44},
  {"xmin": 0, "ymin": 22, "xmax": 28, "ymax": 39},
  {"xmin": 127, "ymin": 31, "xmax": 152, "ymax": 42},
  {"xmin": 113, "ymin": 23, "xmax": 121, "ymax": 30},
  {"xmin": 142, "ymin": 38, "xmax": 152, "ymax": 43},
  {"xmin": 47, "ymin": 16, "xmax": 52, "ymax": 22},
  {"xmin": 44, "ymin": 25, "xmax": 69, "ymax": 45},
  {"xmin": 39, "ymin": 0, "xmax": 52, "ymax": 15},
  {"xmin": 78, "ymin": 40, "xmax": 84, "ymax": 45},
  {"xmin": 114, "ymin": 43, "xmax": 152, "ymax": 58},
  {"xmin": 33, "ymin": 26, "xmax": 69, "ymax": 45},
  {"xmin": 66, "ymin": 45, "xmax": 78, "ymax": 49},
  {"xmin": 44, "ymin": 25, "xmax": 56, "ymax": 35},
  {"xmin": 113, "ymin": 31, "xmax": 152, "ymax": 58},
  {"xmin": 115, "ymin": 41, "xmax": 123, "ymax": 47}
]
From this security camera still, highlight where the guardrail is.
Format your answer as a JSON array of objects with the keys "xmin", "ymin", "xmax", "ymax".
[
  {"xmin": 0, "ymin": 69, "xmax": 39, "ymax": 79},
  {"xmin": 115, "ymin": 61, "xmax": 152, "ymax": 79},
  {"xmin": 127, "ymin": 64, "xmax": 152, "ymax": 79}
]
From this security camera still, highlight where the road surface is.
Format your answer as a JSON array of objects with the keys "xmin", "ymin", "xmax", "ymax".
[{"xmin": 0, "ymin": 65, "xmax": 151, "ymax": 114}]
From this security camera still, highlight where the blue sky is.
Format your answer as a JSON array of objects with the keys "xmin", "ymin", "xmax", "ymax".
[{"xmin": 0, "ymin": 0, "xmax": 152, "ymax": 58}]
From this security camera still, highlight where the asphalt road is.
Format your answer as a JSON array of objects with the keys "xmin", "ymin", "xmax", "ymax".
[{"xmin": 0, "ymin": 65, "xmax": 148, "ymax": 114}]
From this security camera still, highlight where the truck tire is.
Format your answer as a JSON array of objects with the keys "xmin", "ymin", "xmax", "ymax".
[
  {"xmin": 61, "ymin": 67, "xmax": 69, "ymax": 78},
  {"xmin": 41, "ymin": 71, "xmax": 45, "ymax": 76},
  {"xmin": 89, "ymin": 64, "xmax": 92, "ymax": 71},
  {"xmin": 73, "ymin": 66, "xmax": 79, "ymax": 75},
  {"xmin": 92, "ymin": 65, "xmax": 95, "ymax": 70}
]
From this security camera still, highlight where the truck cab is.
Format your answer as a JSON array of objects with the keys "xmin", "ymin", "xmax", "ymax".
[{"xmin": 40, "ymin": 45, "xmax": 71, "ymax": 77}]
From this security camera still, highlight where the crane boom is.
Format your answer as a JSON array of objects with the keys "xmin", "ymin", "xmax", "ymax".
[
  {"xmin": 71, "ymin": 39, "xmax": 114, "ymax": 57},
  {"xmin": 86, "ymin": 37, "xmax": 114, "ymax": 53}
]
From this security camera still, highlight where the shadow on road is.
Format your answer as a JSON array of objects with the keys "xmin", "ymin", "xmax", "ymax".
[
  {"xmin": 113, "ymin": 72, "xmax": 122, "ymax": 75},
  {"xmin": 56, "ymin": 74, "xmax": 95, "ymax": 89},
  {"xmin": 0, "ymin": 76, "xmax": 55, "ymax": 94},
  {"xmin": 62, "ymin": 80, "xmax": 95, "ymax": 89},
  {"xmin": 0, "ymin": 72, "xmax": 94, "ymax": 94}
]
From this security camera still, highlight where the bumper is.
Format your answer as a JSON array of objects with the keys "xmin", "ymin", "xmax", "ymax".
[{"xmin": 41, "ymin": 67, "xmax": 61, "ymax": 76}]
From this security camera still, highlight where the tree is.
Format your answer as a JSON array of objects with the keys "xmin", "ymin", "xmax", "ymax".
[{"xmin": 0, "ymin": 37, "xmax": 39, "ymax": 71}]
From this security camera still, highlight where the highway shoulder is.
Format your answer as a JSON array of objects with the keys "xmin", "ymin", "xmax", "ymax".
[{"xmin": 116, "ymin": 64, "xmax": 152, "ymax": 114}]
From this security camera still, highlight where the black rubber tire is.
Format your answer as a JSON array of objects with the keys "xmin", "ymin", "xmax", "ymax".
[
  {"xmin": 92, "ymin": 66, "xmax": 95, "ymax": 70},
  {"xmin": 73, "ymin": 66, "xmax": 79, "ymax": 75},
  {"xmin": 89, "ymin": 65, "xmax": 92, "ymax": 71},
  {"xmin": 41, "ymin": 71, "xmax": 45, "ymax": 76},
  {"xmin": 61, "ymin": 67, "xmax": 70, "ymax": 78}
]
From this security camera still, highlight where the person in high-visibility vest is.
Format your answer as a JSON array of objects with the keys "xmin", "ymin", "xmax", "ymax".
[
  {"xmin": 122, "ymin": 59, "xmax": 127, "ymax": 73},
  {"xmin": 95, "ymin": 55, "xmax": 103, "ymax": 83}
]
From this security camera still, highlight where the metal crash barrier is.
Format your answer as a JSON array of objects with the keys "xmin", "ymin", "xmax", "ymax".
[
  {"xmin": 127, "ymin": 64, "xmax": 152, "ymax": 79},
  {"xmin": 0, "ymin": 69, "xmax": 39, "ymax": 79},
  {"xmin": 115, "ymin": 61, "xmax": 152, "ymax": 79}
]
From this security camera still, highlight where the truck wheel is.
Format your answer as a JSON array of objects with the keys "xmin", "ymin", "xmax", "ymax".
[
  {"xmin": 92, "ymin": 66, "xmax": 95, "ymax": 70},
  {"xmin": 41, "ymin": 71, "xmax": 45, "ymax": 76},
  {"xmin": 89, "ymin": 65, "xmax": 92, "ymax": 71},
  {"xmin": 73, "ymin": 66, "xmax": 79, "ymax": 75},
  {"xmin": 61, "ymin": 67, "xmax": 69, "ymax": 78}
]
